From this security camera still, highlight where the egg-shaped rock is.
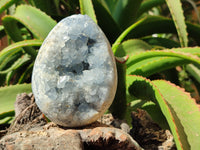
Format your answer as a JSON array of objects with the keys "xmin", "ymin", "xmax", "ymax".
[{"xmin": 32, "ymin": 14, "xmax": 117, "ymax": 127}]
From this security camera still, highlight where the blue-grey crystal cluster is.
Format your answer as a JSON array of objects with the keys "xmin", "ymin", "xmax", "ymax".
[{"xmin": 32, "ymin": 14, "xmax": 117, "ymax": 127}]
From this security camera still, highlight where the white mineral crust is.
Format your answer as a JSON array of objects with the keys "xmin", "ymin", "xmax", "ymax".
[{"xmin": 32, "ymin": 14, "xmax": 117, "ymax": 127}]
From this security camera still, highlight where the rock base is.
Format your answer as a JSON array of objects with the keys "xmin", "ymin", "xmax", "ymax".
[{"xmin": 0, "ymin": 93, "xmax": 142, "ymax": 150}]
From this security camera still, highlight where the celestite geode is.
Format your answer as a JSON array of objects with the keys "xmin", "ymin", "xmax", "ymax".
[{"xmin": 32, "ymin": 14, "xmax": 117, "ymax": 127}]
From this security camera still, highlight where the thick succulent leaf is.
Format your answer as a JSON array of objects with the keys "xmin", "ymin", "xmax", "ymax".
[
  {"xmin": 79, "ymin": 0, "xmax": 97, "ymax": 23},
  {"xmin": 142, "ymin": 37, "xmax": 180, "ymax": 48},
  {"xmin": 127, "ymin": 50, "xmax": 200, "ymax": 68},
  {"xmin": 186, "ymin": 64, "xmax": 200, "ymax": 84},
  {"xmin": 112, "ymin": 17, "xmax": 147, "ymax": 53},
  {"xmin": 4, "ymin": 59, "xmax": 34, "ymax": 85},
  {"xmin": 0, "ymin": 51, "xmax": 23, "ymax": 85},
  {"xmin": 0, "ymin": 84, "xmax": 32, "ymax": 118},
  {"xmin": 0, "ymin": 0, "xmax": 19, "ymax": 14},
  {"xmin": 129, "ymin": 99, "xmax": 169, "ymax": 129},
  {"xmin": 112, "ymin": 15, "xmax": 200, "ymax": 52},
  {"xmin": 18, "ymin": 62, "xmax": 33, "ymax": 84},
  {"xmin": 139, "ymin": 101, "xmax": 169, "ymax": 129},
  {"xmin": 28, "ymin": 0, "xmax": 60, "ymax": 16},
  {"xmin": 53, "ymin": 0, "xmax": 60, "ymax": 12},
  {"xmin": 120, "ymin": 15, "xmax": 200, "ymax": 45},
  {"xmin": 127, "ymin": 57, "xmax": 190, "ymax": 76},
  {"xmin": 126, "ymin": 16, "xmax": 176, "ymax": 39},
  {"xmin": 0, "ymin": 110, "xmax": 15, "ymax": 124},
  {"xmin": 0, "ymin": 48, "xmax": 21, "ymax": 70},
  {"xmin": 165, "ymin": 0, "xmax": 188, "ymax": 47},
  {"xmin": 98, "ymin": 0, "xmax": 118, "ymax": 14},
  {"xmin": 2, "ymin": 17, "xmax": 23, "ymax": 42},
  {"xmin": 137, "ymin": 0, "xmax": 165, "ymax": 17},
  {"xmin": 12, "ymin": 65, "xmax": 32, "ymax": 85},
  {"xmin": 112, "ymin": 16, "xmax": 173, "ymax": 53},
  {"xmin": 127, "ymin": 75, "xmax": 188, "ymax": 150},
  {"xmin": 0, "ymin": 54, "xmax": 31, "ymax": 74},
  {"xmin": 126, "ymin": 48, "xmax": 200, "ymax": 76},
  {"xmin": 112, "ymin": 0, "xmax": 142, "ymax": 30},
  {"xmin": 0, "ymin": 40, "xmax": 42, "ymax": 68},
  {"xmin": 153, "ymin": 80, "xmax": 200, "ymax": 150},
  {"xmin": 0, "ymin": 40, "xmax": 41, "ymax": 84},
  {"xmin": 0, "ymin": 110, "xmax": 14, "ymax": 120},
  {"xmin": 126, "ymin": 77, "xmax": 169, "ymax": 129},
  {"xmin": 6, "ymin": 70, "xmax": 15, "ymax": 85},
  {"xmin": 112, "ymin": 16, "xmax": 200, "ymax": 49},
  {"xmin": 92, "ymin": 0, "xmax": 121, "ymax": 43},
  {"xmin": 115, "ymin": 39, "xmax": 152, "ymax": 57},
  {"xmin": 2, "ymin": 5, "xmax": 57, "ymax": 41}
]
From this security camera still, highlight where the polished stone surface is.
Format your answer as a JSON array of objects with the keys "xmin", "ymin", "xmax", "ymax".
[{"xmin": 32, "ymin": 14, "xmax": 117, "ymax": 127}]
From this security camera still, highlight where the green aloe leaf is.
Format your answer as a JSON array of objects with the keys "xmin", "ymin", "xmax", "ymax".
[
  {"xmin": 28, "ymin": 0, "xmax": 61, "ymax": 16},
  {"xmin": 0, "ymin": 110, "xmax": 15, "ymax": 120},
  {"xmin": 186, "ymin": 64, "xmax": 200, "ymax": 84},
  {"xmin": 153, "ymin": 80, "xmax": 200, "ymax": 150},
  {"xmin": 111, "ymin": 16, "xmax": 200, "ymax": 52},
  {"xmin": 127, "ymin": 50, "xmax": 200, "ymax": 68},
  {"xmin": 126, "ymin": 16, "xmax": 176, "ymax": 39},
  {"xmin": 0, "ymin": 54, "xmax": 31, "ymax": 74},
  {"xmin": 126, "ymin": 97, "xmax": 169, "ymax": 129},
  {"xmin": 18, "ymin": 62, "xmax": 34, "ymax": 84},
  {"xmin": 0, "ymin": 51, "xmax": 22, "ymax": 72},
  {"xmin": 0, "ymin": 51, "xmax": 23, "ymax": 85},
  {"xmin": 0, "ymin": 0, "xmax": 19, "ymax": 14},
  {"xmin": 119, "ymin": 16, "xmax": 200, "ymax": 45},
  {"xmin": 127, "ymin": 57, "xmax": 190, "ymax": 76},
  {"xmin": 142, "ymin": 37, "xmax": 180, "ymax": 48},
  {"xmin": 6, "ymin": 70, "xmax": 15, "ymax": 85},
  {"xmin": 79, "ymin": 0, "xmax": 97, "ymax": 23},
  {"xmin": 112, "ymin": 0, "xmax": 142, "ymax": 30},
  {"xmin": 98, "ymin": 0, "xmax": 118, "ymax": 14},
  {"xmin": 127, "ymin": 75, "xmax": 198, "ymax": 149},
  {"xmin": 137, "ymin": 0, "xmax": 165, "ymax": 17},
  {"xmin": 126, "ymin": 76, "xmax": 169, "ymax": 129},
  {"xmin": 0, "ymin": 40, "xmax": 42, "ymax": 68},
  {"xmin": 0, "ymin": 110, "xmax": 15, "ymax": 124},
  {"xmin": 2, "ymin": 5, "xmax": 57, "ymax": 41},
  {"xmin": 112, "ymin": 15, "xmax": 186, "ymax": 53},
  {"xmin": 0, "ymin": 40, "xmax": 42, "ymax": 85},
  {"xmin": 112, "ymin": 17, "xmax": 147, "ymax": 53},
  {"xmin": 165, "ymin": 0, "xmax": 188, "ymax": 47},
  {"xmin": 126, "ymin": 48, "xmax": 200, "ymax": 76},
  {"xmin": 0, "ymin": 84, "xmax": 32, "ymax": 120},
  {"xmin": 115, "ymin": 39, "xmax": 152, "ymax": 57},
  {"xmin": 92, "ymin": 0, "xmax": 121, "ymax": 43}
]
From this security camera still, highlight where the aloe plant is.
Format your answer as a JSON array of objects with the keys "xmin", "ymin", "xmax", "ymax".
[
  {"xmin": 80, "ymin": 0, "xmax": 200, "ymax": 149},
  {"xmin": 1, "ymin": 0, "xmax": 200, "ymax": 149}
]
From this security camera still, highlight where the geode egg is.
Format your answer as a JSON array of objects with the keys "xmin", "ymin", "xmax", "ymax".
[{"xmin": 32, "ymin": 14, "xmax": 117, "ymax": 127}]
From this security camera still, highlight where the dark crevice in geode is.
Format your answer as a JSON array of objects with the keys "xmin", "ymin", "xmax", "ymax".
[
  {"xmin": 82, "ymin": 61, "xmax": 89, "ymax": 70},
  {"xmin": 87, "ymin": 38, "xmax": 96, "ymax": 48},
  {"xmin": 56, "ymin": 61, "xmax": 90, "ymax": 75}
]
